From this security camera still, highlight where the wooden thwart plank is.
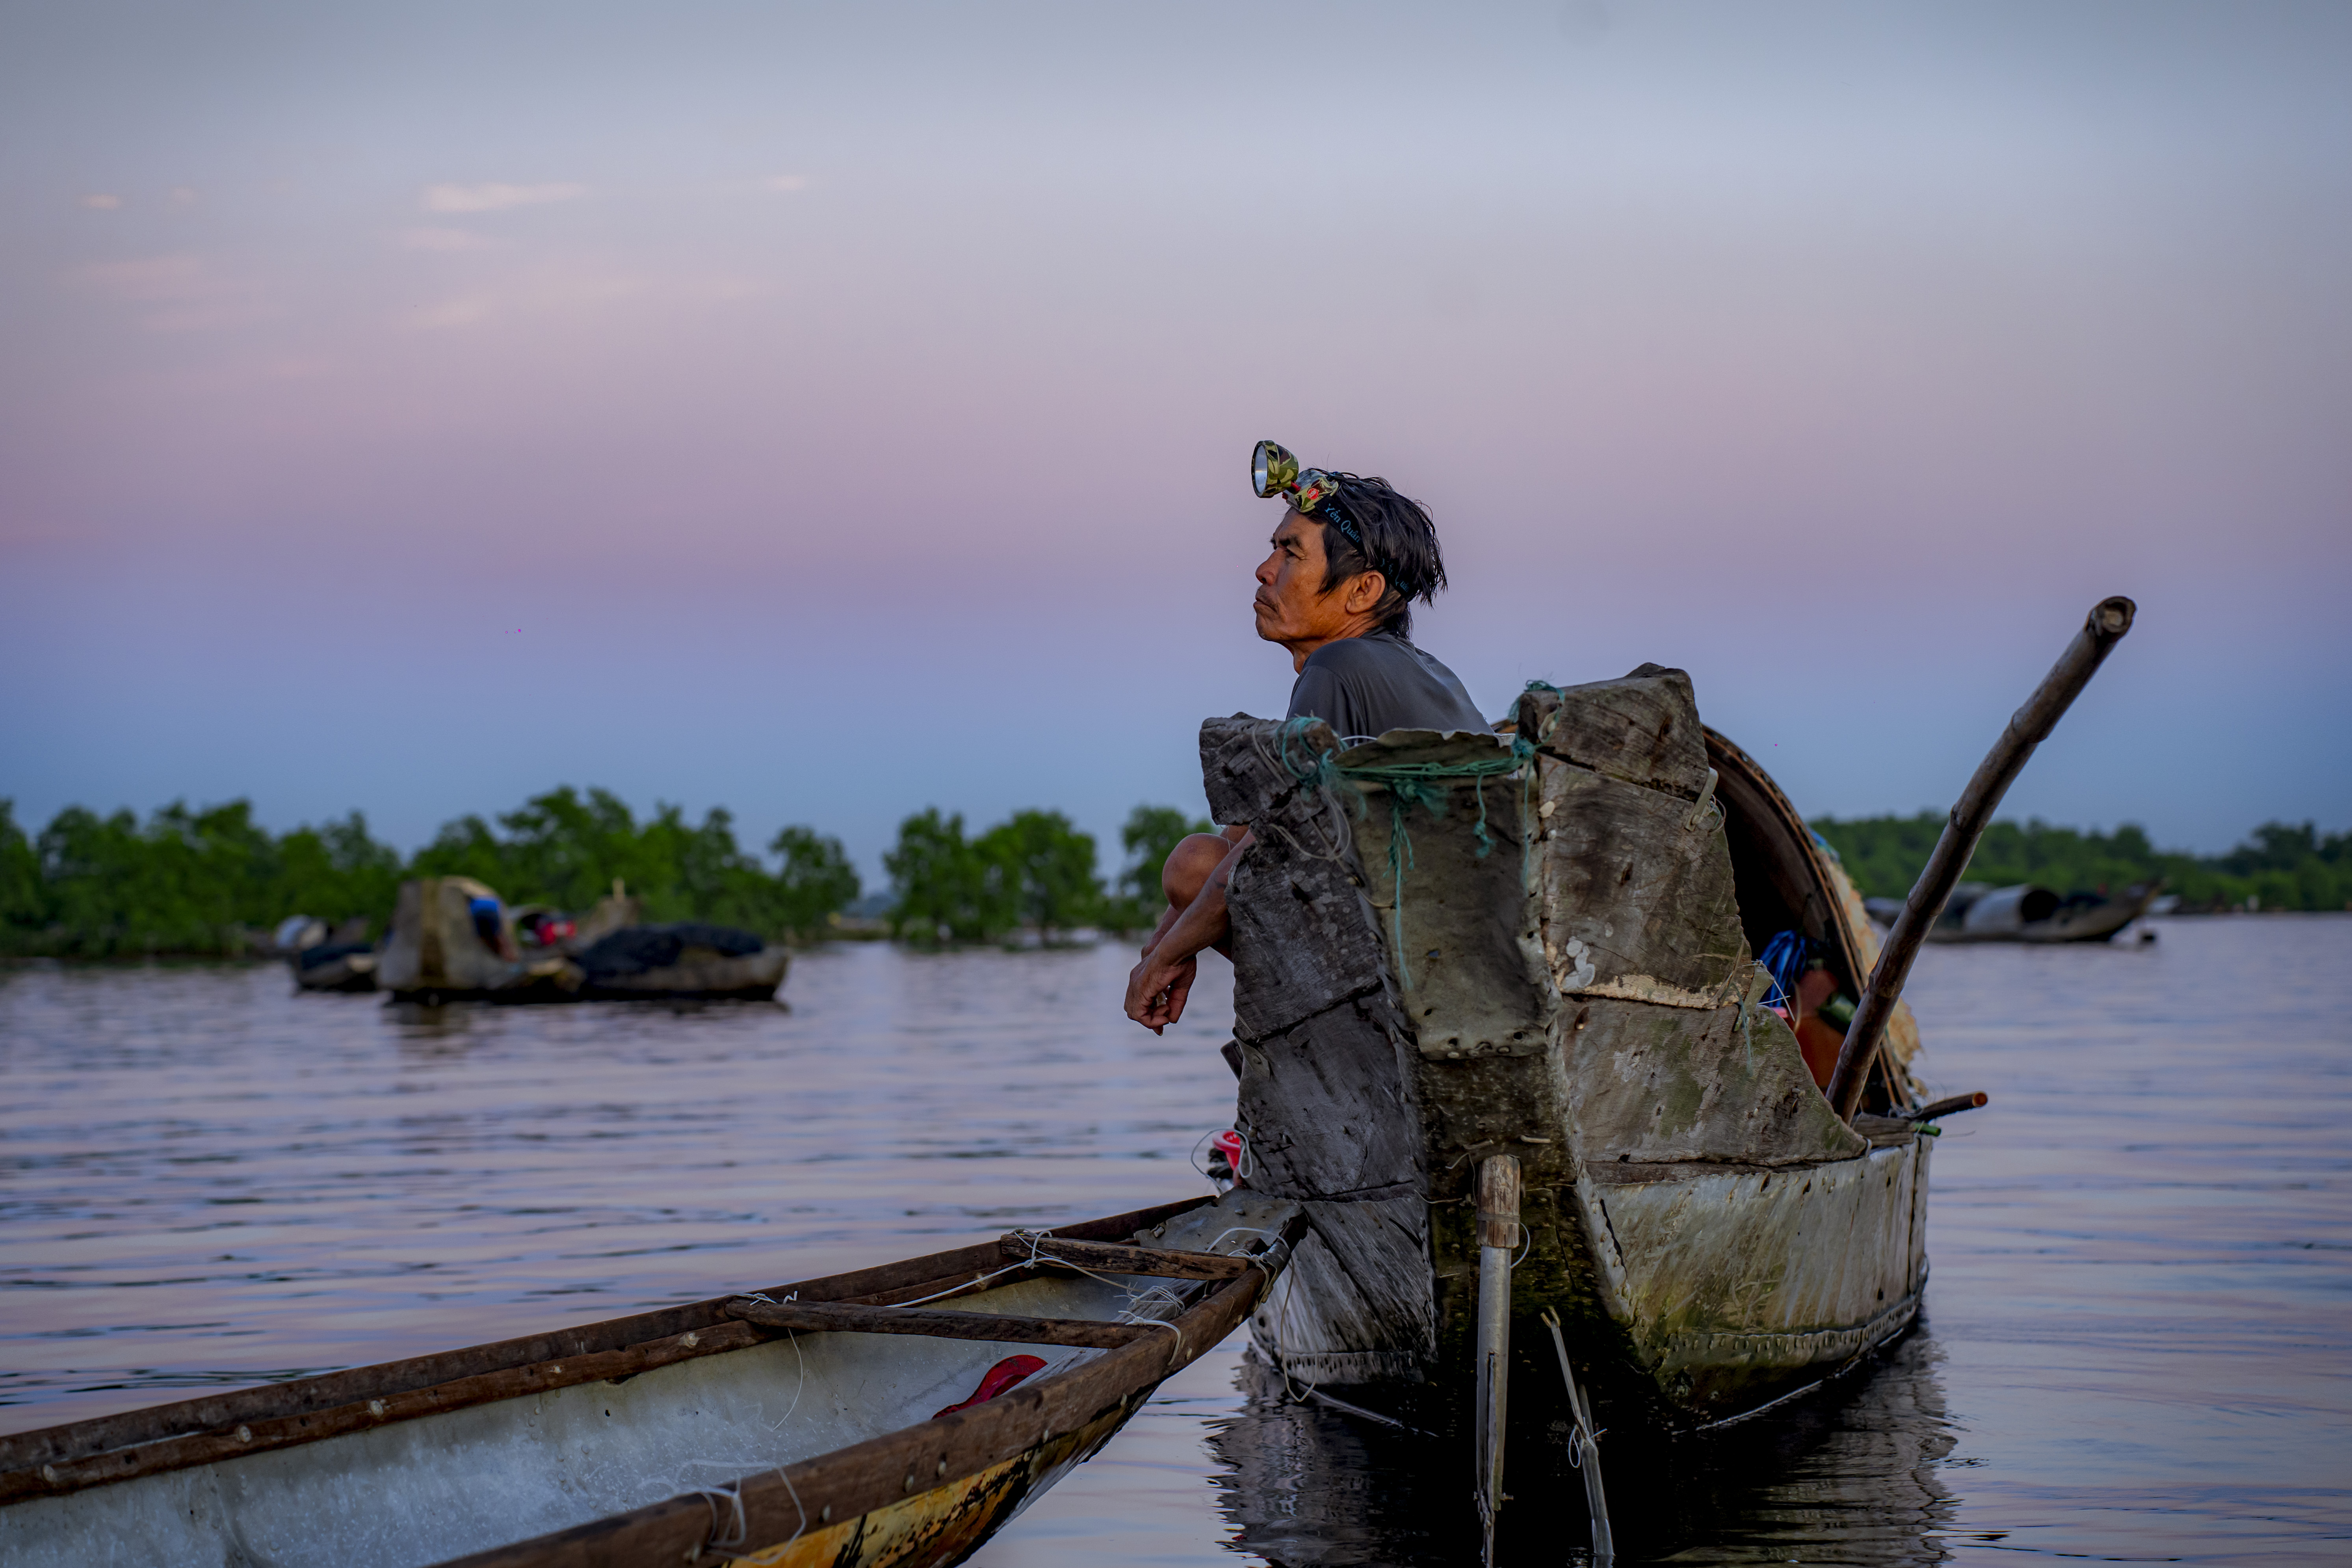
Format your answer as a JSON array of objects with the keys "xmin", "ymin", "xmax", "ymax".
[
  {"xmin": 998, "ymin": 1235, "xmax": 1252, "ymax": 1280},
  {"xmin": 724, "ymin": 1298, "xmax": 1159, "ymax": 1350}
]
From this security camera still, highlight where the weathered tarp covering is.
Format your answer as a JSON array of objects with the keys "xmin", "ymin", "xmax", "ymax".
[{"xmin": 578, "ymin": 921, "xmax": 765, "ymax": 979}]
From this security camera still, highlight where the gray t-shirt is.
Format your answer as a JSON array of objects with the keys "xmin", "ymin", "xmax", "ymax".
[{"xmin": 1286, "ymin": 632, "xmax": 1489, "ymax": 742}]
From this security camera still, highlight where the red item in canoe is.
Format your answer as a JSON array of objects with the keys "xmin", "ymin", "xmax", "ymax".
[{"xmin": 934, "ymin": 1354, "xmax": 1048, "ymax": 1418}]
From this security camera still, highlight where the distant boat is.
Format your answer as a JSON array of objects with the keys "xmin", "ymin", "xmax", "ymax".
[
  {"xmin": 1863, "ymin": 879, "xmax": 2161, "ymax": 943},
  {"xmin": 0, "ymin": 1195, "xmax": 1304, "ymax": 1568},
  {"xmin": 573, "ymin": 921, "xmax": 791, "ymax": 1000},
  {"xmin": 376, "ymin": 877, "xmax": 789, "ymax": 1002},
  {"xmin": 275, "ymin": 915, "xmax": 382, "ymax": 992},
  {"xmin": 292, "ymin": 941, "xmax": 378, "ymax": 992}
]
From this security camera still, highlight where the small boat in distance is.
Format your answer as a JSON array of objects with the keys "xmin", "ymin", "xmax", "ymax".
[
  {"xmin": 292, "ymin": 940, "xmax": 379, "ymax": 992},
  {"xmin": 1864, "ymin": 880, "xmax": 2162, "ymax": 943},
  {"xmin": 376, "ymin": 877, "xmax": 790, "ymax": 1003},
  {"xmin": 0, "ymin": 1194, "xmax": 1306, "ymax": 1568}
]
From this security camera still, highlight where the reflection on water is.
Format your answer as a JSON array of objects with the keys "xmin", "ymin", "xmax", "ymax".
[
  {"xmin": 4, "ymin": 919, "xmax": 2348, "ymax": 1563},
  {"xmin": 974, "ymin": 917, "xmax": 2352, "ymax": 1565},
  {"xmin": 0, "ymin": 945, "xmax": 1239, "ymax": 1425},
  {"xmin": 1209, "ymin": 1331, "xmax": 1964, "ymax": 1566}
]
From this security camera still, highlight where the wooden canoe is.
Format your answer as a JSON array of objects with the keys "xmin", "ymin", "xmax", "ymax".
[
  {"xmin": 1872, "ymin": 879, "xmax": 2163, "ymax": 943},
  {"xmin": 0, "ymin": 1194, "xmax": 1305, "ymax": 1568},
  {"xmin": 378, "ymin": 878, "xmax": 790, "ymax": 1003},
  {"xmin": 1200, "ymin": 665, "xmax": 1941, "ymax": 1438},
  {"xmin": 292, "ymin": 941, "xmax": 380, "ymax": 991}
]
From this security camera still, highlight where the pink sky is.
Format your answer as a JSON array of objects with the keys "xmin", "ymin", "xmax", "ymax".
[{"xmin": 3, "ymin": 1, "xmax": 2347, "ymax": 874}]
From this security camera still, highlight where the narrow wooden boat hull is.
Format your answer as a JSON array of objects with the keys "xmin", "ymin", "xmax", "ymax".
[
  {"xmin": 294, "ymin": 948, "xmax": 379, "ymax": 992},
  {"xmin": 1198, "ymin": 668, "xmax": 1936, "ymax": 1439},
  {"xmin": 1916, "ymin": 880, "xmax": 2161, "ymax": 944},
  {"xmin": 379, "ymin": 877, "xmax": 790, "ymax": 1002},
  {"xmin": 379, "ymin": 876, "xmax": 580, "ymax": 1001},
  {"xmin": 578, "ymin": 945, "xmax": 789, "ymax": 1001},
  {"xmin": 0, "ymin": 1197, "xmax": 1297, "ymax": 1568}
]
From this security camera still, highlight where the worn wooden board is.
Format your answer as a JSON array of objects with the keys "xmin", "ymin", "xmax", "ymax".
[
  {"xmin": 1582, "ymin": 1140, "xmax": 1929, "ymax": 1417},
  {"xmin": 1202, "ymin": 717, "xmax": 1398, "ymax": 1043},
  {"xmin": 1248, "ymin": 1196, "xmax": 1436, "ymax": 1388},
  {"xmin": 1562, "ymin": 998, "xmax": 1868, "ymax": 1167},
  {"xmin": 1409, "ymin": 1052, "xmax": 1578, "ymax": 1192},
  {"xmin": 1537, "ymin": 758, "xmax": 1750, "ymax": 1004},
  {"xmin": 1515, "ymin": 665, "xmax": 1713, "ymax": 801},
  {"xmin": 723, "ymin": 1299, "xmax": 1161, "ymax": 1350},
  {"xmin": 1336, "ymin": 732, "xmax": 1556, "ymax": 1063},
  {"xmin": 1231, "ymin": 994, "xmax": 1424, "ymax": 1202}
]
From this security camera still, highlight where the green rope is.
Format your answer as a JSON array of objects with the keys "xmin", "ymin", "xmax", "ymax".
[{"xmin": 1266, "ymin": 716, "xmax": 1534, "ymax": 986}]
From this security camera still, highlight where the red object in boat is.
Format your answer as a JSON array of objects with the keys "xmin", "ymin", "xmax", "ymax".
[
  {"xmin": 934, "ymin": 1354, "xmax": 1048, "ymax": 1418},
  {"xmin": 1213, "ymin": 1130, "xmax": 1243, "ymax": 1167}
]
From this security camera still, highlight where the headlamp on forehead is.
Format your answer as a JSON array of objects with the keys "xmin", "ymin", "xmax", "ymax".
[{"xmin": 1251, "ymin": 439, "xmax": 1360, "ymax": 543}]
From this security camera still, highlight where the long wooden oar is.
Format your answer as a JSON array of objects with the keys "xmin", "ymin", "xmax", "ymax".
[{"xmin": 1826, "ymin": 596, "xmax": 2137, "ymax": 1121}]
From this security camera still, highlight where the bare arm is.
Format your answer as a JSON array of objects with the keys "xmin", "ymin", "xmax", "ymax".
[{"xmin": 1124, "ymin": 830, "xmax": 1252, "ymax": 1033}]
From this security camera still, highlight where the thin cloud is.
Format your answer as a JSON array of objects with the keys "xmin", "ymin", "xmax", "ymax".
[
  {"xmin": 74, "ymin": 254, "xmax": 264, "ymax": 332},
  {"xmin": 80, "ymin": 193, "xmax": 121, "ymax": 210},
  {"xmin": 408, "ymin": 296, "xmax": 496, "ymax": 329},
  {"xmin": 420, "ymin": 182, "xmax": 588, "ymax": 214},
  {"xmin": 400, "ymin": 227, "xmax": 506, "ymax": 252},
  {"xmin": 766, "ymin": 175, "xmax": 810, "ymax": 193}
]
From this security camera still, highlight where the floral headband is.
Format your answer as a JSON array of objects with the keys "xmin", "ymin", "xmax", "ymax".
[{"xmin": 1252, "ymin": 439, "xmax": 1365, "ymax": 548}]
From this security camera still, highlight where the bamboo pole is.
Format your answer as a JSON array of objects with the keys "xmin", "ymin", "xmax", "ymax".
[
  {"xmin": 1826, "ymin": 597, "xmax": 2136, "ymax": 1121},
  {"xmin": 1474, "ymin": 1155, "xmax": 1520, "ymax": 1568}
]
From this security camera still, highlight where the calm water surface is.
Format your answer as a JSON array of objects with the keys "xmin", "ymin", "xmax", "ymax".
[{"xmin": 2, "ymin": 918, "xmax": 2345, "ymax": 1563}]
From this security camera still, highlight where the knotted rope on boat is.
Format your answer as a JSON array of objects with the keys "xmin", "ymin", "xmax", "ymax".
[
  {"xmin": 1259, "ymin": 710, "xmax": 1539, "ymax": 987},
  {"xmin": 995, "ymin": 1230, "xmax": 1193, "ymax": 1366}
]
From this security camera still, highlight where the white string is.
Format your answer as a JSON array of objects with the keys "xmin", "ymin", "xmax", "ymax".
[
  {"xmin": 691, "ymin": 1482, "xmax": 748, "ymax": 1552},
  {"xmin": 1189, "ymin": 1128, "xmax": 1259, "ymax": 1189},
  {"xmin": 1197, "ymin": 1226, "xmax": 1280, "ymax": 1255},
  {"xmin": 770, "ymin": 1464, "xmax": 807, "ymax": 1547},
  {"xmin": 1001, "ymin": 1229, "xmax": 1201, "ymax": 1364},
  {"xmin": 883, "ymin": 1260, "xmax": 1039, "ymax": 1309},
  {"xmin": 762, "ymin": 1328, "xmax": 807, "ymax": 1431},
  {"xmin": 1506, "ymin": 1225, "xmax": 1535, "ymax": 1271}
]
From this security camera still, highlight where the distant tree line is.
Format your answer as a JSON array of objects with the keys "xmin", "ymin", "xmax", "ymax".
[
  {"xmin": 0, "ymin": 791, "xmax": 1208, "ymax": 958},
  {"xmin": 1809, "ymin": 815, "xmax": 2352, "ymax": 913},
  {"xmin": 0, "ymin": 789, "xmax": 858, "ymax": 958},
  {"xmin": 882, "ymin": 804, "xmax": 1207, "ymax": 945},
  {"xmin": 15, "ymin": 786, "xmax": 2331, "ymax": 960}
]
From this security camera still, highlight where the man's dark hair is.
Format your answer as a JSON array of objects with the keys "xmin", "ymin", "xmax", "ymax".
[{"xmin": 1308, "ymin": 474, "xmax": 1448, "ymax": 639}]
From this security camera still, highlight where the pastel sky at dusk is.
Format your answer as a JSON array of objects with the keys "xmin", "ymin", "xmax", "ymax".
[{"xmin": 4, "ymin": 0, "xmax": 2347, "ymax": 881}]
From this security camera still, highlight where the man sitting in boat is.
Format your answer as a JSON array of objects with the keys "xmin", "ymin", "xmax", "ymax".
[{"xmin": 1124, "ymin": 440, "xmax": 1487, "ymax": 1033}]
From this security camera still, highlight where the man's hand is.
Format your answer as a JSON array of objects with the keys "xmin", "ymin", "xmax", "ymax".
[
  {"xmin": 1122, "ymin": 828, "xmax": 1249, "ymax": 1034},
  {"xmin": 1125, "ymin": 948, "xmax": 1200, "ymax": 1034}
]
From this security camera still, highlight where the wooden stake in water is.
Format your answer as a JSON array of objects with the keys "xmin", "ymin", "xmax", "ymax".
[
  {"xmin": 1541, "ymin": 1306, "xmax": 1614, "ymax": 1564},
  {"xmin": 1475, "ymin": 1155, "xmax": 1520, "ymax": 1566}
]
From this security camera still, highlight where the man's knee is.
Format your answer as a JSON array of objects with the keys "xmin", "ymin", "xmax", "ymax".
[{"xmin": 1161, "ymin": 833, "xmax": 1232, "ymax": 909}]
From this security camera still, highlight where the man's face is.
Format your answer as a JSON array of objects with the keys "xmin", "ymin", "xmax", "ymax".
[{"xmin": 1253, "ymin": 510, "xmax": 1350, "ymax": 648}]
